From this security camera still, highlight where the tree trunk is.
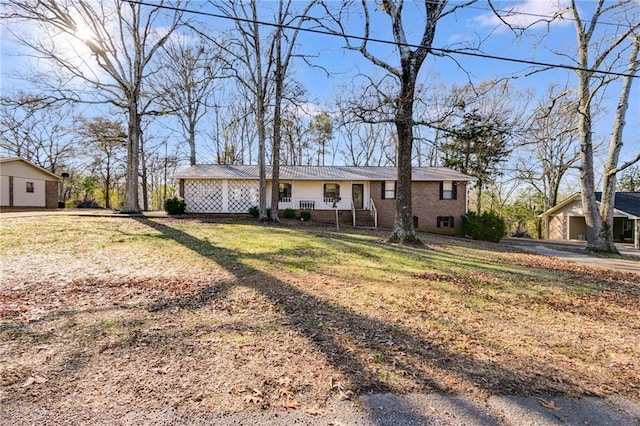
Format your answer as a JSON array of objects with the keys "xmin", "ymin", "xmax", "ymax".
[
  {"xmin": 598, "ymin": 36, "xmax": 638, "ymax": 253},
  {"xmin": 270, "ymin": 21, "xmax": 283, "ymax": 224},
  {"xmin": 105, "ymin": 158, "xmax": 111, "ymax": 209},
  {"xmin": 122, "ymin": 100, "xmax": 140, "ymax": 213},
  {"xmin": 388, "ymin": 72, "xmax": 417, "ymax": 243},
  {"xmin": 188, "ymin": 127, "xmax": 196, "ymax": 166},
  {"xmin": 141, "ymin": 138, "xmax": 149, "ymax": 212}
]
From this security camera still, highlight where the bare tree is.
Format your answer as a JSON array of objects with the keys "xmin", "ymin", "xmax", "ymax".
[
  {"xmin": 516, "ymin": 86, "xmax": 580, "ymax": 211},
  {"xmin": 2, "ymin": 0, "xmax": 183, "ymax": 212},
  {"xmin": 200, "ymin": 0, "xmax": 273, "ymax": 220},
  {"xmin": 269, "ymin": 0, "xmax": 317, "ymax": 223},
  {"xmin": 323, "ymin": 0, "xmax": 472, "ymax": 243},
  {"xmin": 77, "ymin": 116, "xmax": 127, "ymax": 209},
  {"xmin": 0, "ymin": 94, "xmax": 78, "ymax": 174},
  {"xmin": 152, "ymin": 34, "xmax": 225, "ymax": 166},
  {"xmin": 568, "ymin": 0, "xmax": 640, "ymax": 252}
]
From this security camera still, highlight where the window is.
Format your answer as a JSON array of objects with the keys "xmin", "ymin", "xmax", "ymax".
[
  {"xmin": 381, "ymin": 181, "xmax": 396, "ymax": 199},
  {"xmin": 437, "ymin": 216, "xmax": 455, "ymax": 228},
  {"xmin": 26, "ymin": 182, "xmax": 34, "ymax": 193},
  {"xmin": 279, "ymin": 183, "xmax": 292, "ymax": 201},
  {"xmin": 323, "ymin": 183, "xmax": 340, "ymax": 202},
  {"xmin": 440, "ymin": 181, "xmax": 457, "ymax": 200}
]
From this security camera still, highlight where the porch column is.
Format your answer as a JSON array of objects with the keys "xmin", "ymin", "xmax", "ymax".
[
  {"xmin": 222, "ymin": 180, "xmax": 229, "ymax": 212},
  {"xmin": 635, "ymin": 218, "xmax": 639, "ymax": 250}
]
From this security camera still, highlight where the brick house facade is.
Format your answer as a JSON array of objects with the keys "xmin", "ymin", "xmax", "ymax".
[{"xmin": 174, "ymin": 165, "xmax": 473, "ymax": 235}]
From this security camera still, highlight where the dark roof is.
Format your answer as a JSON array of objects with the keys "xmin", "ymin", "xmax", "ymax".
[
  {"xmin": 595, "ymin": 192, "xmax": 640, "ymax": 217},
  {"xmin": 173, "ymin": 165, "xmax": 475, "ymax": 182}
]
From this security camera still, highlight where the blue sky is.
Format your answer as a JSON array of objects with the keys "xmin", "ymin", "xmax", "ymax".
[{"xmin": 1, "ymin": 0, "xmax": 638, "ymax": 175}]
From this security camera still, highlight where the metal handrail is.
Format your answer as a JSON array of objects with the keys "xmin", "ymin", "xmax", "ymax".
[
  {"xmin": 370, "ymin": 198, "xmax": 378, "ymax": 228},
  {"xmin": 351, "ymin": 201, "xmax": 356, "ymax": 227}
]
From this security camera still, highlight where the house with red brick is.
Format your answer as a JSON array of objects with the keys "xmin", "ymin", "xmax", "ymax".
[{"xmin": 174, "ymin": 165, "xmax": 474, "ymax": 235}]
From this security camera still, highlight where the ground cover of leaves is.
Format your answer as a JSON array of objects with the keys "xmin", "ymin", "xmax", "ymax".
[{"xmin": 1, "ymin": 216, "xmax": 638, "ymax": 420}]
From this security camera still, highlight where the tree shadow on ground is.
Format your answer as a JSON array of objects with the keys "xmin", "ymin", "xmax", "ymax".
[{"xmin": 138, "ymin": 218, "xmax": 583, "ymax": 400}]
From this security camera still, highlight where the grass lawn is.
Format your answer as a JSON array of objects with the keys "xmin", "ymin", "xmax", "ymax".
[{"xmin": 1, "ymin": 216, "xmax": 639, "ymax": 416}]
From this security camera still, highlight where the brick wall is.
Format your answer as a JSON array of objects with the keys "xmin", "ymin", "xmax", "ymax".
[
  {"xmin": 301, "ymin": 209, "xmax": 352, "ymax": 225},
  {"xmin": 412, "ymin": 181, "xmax": 467, "ymax": 235},
  {"xmin": 45, "ymin": 180, "xmax": 60, "ymax": 208},
  {"xmin": 371, "ymin": 180, "xmax": 467, "ymax": 235}
]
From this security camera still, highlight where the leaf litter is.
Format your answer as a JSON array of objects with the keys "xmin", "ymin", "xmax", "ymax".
[{"xmin": 0, "ymin": 216, "xmax": 638, "ymax": 421}]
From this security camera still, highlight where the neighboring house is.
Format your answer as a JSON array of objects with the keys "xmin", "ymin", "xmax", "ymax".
[
  {"xmin": 539, "ymin": 192, "xmax": 640, "ymax": 249},
  {"xmin": 173, "ymin": 165, "xmax": 474, "ymax": 234},
  {"xmin": 0, "ymin": 157, "xmax": 62, "ymax": 210}
]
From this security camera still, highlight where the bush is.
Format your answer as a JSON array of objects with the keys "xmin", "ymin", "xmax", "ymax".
[
  {"xmin": 283, "ymin": 208, "xmax": 296, "ymax": 219},
  {"xmin": 300, "ymin": 211, "xmax": 312, "ymax": 221},
  {"xmin": 462, "ymin": 211, "xmax": 507, "ymax": 243},
  {"xmin": 164, "ymin": 197, "xmax": 186, "ymax": 215},
  {"xmin": 248, "ymin": 206, "xmax": 272, "ymax": 218}
]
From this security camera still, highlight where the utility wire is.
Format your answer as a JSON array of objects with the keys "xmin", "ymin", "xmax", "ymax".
[
  {"xmin": 426, "ymin": 0, "xmax": 639, "ymax": 30},
  {"xmin": 124, "ymin": 0, "xmax": 639, "ymax": 79}
]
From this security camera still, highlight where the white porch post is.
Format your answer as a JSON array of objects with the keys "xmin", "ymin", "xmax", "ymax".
[
  {"xmin": 635, "ymin": 218, "xmax": 639, "ymax": 250},
  {"xmin": 222, "ymin": 180, "xmax": 229, "ymax": 212}
]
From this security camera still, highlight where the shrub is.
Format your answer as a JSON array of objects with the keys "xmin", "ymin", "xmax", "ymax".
[
  {"xmin": 300, "ymin": 211, "xmax": 312, "ymax": 221},
  {"xmin": 249, "ymin": 206, "xmax": 272, "ymax": 218},
  {"xmin": 164, "ymin": 197, "xmax": 186, "ymax": 215},
  {"xmin": 283, "ymin": 208, "xmax": 296, "ymax": 219},
  {"xmin": 462, "ymin": 211, "xmax": 507, "ymax": 243}
]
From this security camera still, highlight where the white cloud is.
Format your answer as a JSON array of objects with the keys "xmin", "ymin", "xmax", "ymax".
[{"xmin": 475, "ymin": 0, "xmax": 571, "ymax": 31}]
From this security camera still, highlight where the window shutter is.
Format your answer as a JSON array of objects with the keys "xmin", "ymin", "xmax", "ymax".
[
  {"xmin": 439, "ymin": 182, "xmax": 444, "ymax": 200},
  {"xmin": 451, "ymin": 216, "xmax": 455, "ymax": 227},
  {"xmin": 381, "ymin": 182, "xmax": 385, "ymax": 199},
  {"xmin": 436, "ymin": 216, "xmax": 441, "ymax": 228},
  {"xmin": 394, "ymin": 181, "xmax": 397, "ymax": 197},
  {"xmin": 452, "ymin": 183, "xmax": 457, "ymax": 200},
  {"xmin": 336, "ymin": 184, "xmax": 340, "ymax": 198}
]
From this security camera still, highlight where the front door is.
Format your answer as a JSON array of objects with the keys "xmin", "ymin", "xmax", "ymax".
[{"xmin": 352, "ymin": 184, "xmax": 364, "ymax": 209}]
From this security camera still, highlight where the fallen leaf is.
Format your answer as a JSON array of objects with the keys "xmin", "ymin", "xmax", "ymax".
[
  {"xmin": 19, "ymin": 305, "xmax": 29, "ymax": 312},
  {"xmin": 279, "ymin": 387, "xmax": 293, "ymax": 399},
  {"xmin": 243, "ymin": 394, "xmax": 263, "ymax": 404},
  {"xmin": 21, "ymin": 375, "xmax": 47, "ymax": 387},
  {"xmin": 282, "ymin": 399, "xmax": 300, "ymax": 410},
  {"xmin": 21, "ymin": 377, "xmax": 35, "ymax": 387},
  {"xmin": 304, "ymin": 407, "xmax": 326, "ymax": 416},
  {"xmin": 538, "ymin": 398, "xmax": 562, "ymax": 411},
  {"xmin": 338, "ymin": 390, "xmax": 353, "ymax": 401},
  {"xmin": 33, "ymin": 375, "xmax": 47, "ymax": 384}
]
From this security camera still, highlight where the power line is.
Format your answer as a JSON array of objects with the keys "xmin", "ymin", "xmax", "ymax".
[
  {"xmin": 426, "ymin": 0, "xmax": 639, "ymax": 30},
  {"xmin": 124, "ymin": 0, "xmax": 639, "ymax": 79}
]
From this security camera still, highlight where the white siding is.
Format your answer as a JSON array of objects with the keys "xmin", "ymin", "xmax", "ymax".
[
  {"xmin": 1, "ymin": 175, "xmax": 9, "ymax": 206},
  {"xmin": 13, "ymin": 177, "xmax": 46, "ymax": 207}
]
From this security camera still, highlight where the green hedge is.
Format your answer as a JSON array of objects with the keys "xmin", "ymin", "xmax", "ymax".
[
  {"xmin": 164, "ymin": 197, "xmax": 185, "ymax": 215},
  {"xmin": 462, "ymin": 211, "xmax": 507, "ymax": 243}
]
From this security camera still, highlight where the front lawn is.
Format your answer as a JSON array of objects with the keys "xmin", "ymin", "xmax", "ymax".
[{"xmin": 1, "ymin": 216, "xmax": 638, "ymax": 416}]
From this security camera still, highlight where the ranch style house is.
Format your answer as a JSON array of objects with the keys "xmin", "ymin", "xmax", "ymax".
[{"xmin": 174, "ymin": 165, "xmax": 474, "ymax": 235}]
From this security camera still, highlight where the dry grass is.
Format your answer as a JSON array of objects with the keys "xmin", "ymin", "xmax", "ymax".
[{"xmin": 1, "ymin": 216, "xmax": 639, "ymax": 418}]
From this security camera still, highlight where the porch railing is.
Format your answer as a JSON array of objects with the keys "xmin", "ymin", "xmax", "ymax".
[{"xmin": 269, "ymin": 197, "xmax": 355, "ymax": 211}]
